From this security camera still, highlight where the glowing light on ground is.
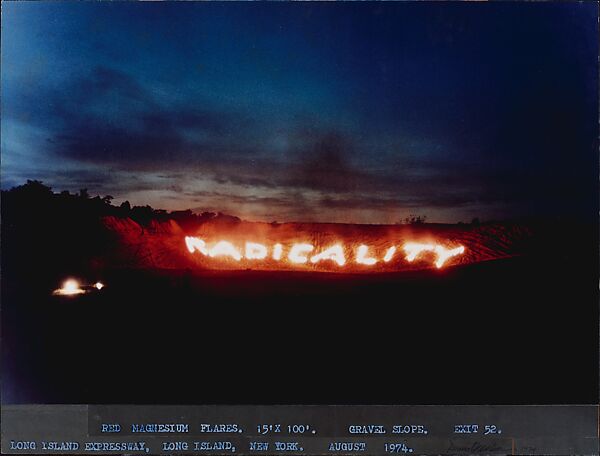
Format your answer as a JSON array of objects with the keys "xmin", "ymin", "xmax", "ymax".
[
  {"xmin": 356, "ymin": 245, "xmax": 377, "ymax": 265},
  {"xmin": 288, "ymin": 243, "xmax": 314, "ymax": 264},
  {"xmin": 94, "ymin": 282, "xmax": 105, "ymax": 290},
  {"xmin": 310, "ymin": 244, "xmax": 346, "ymax": 266},
  {"xmin": 53, "ymin": 279, "xmax": 86, "ymax": 296}
]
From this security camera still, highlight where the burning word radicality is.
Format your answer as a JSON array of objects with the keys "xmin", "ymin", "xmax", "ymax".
[{"xmin": 184, "ymin": 237, "xmax": 465, "ymax": 269}]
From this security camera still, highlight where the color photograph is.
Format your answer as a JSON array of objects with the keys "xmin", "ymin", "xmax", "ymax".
[{"xmin": 1, "ymin": 2, "xmax": 597, "ymax": 406}]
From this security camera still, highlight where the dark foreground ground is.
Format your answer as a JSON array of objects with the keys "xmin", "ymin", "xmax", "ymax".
[{"xmin": 2, "ymin": 254, "xmax": 598, "ymax": 405}]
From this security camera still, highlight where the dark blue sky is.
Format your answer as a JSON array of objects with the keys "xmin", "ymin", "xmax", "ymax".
[{"xmin": 2, "ymin": 2, "xmax": 597, "ymax": 223}]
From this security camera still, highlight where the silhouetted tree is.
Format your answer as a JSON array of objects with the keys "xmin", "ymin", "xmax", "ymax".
[
  {"xmin": 10, "ymin": 179, "xmax": 53, "ymax": 196},
  {"xmin": 2, "ymin": 180, "xmax": 237, "ymax": 231},
  {"xmin": 404, "ymin": 214, "xmax": 427, "ymax": 225}
]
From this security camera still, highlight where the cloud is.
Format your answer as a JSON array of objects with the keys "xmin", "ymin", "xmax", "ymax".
[
  {"xmin": 22, "ymin": 66, "xmax": 254, "ymax": 170},
  {"xmin": 75, "ymin": 66, "xmax": 147, "ymax": 103},
  {"xmin": 5, "ymin": 61, "xmax": 595, "ymax": 223}
]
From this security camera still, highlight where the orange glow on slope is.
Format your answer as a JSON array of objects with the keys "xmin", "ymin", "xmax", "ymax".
[
  {"xmin": 356, "ymin": 245, "xmax": 377, "ymax": 265},
  {"xmin": 310, "ymin": 244, "xmax": 346, "ymax": 266}
]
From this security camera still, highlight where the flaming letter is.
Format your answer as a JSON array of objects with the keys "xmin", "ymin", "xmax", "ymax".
[
  {"xmin": 245, "ymin": 242, "xmax": 268, "ymax": 260},
  {"xmin": 272, "ymin": 243, "xmax": 283, "ymax": 261},
  {"xmin": 209, "ymin": 241, "xmax": 242, "ymax": 261},
  {"xmin": 433, "ymin": 245, "xmax": 465, "ymax": 269},
  {"xmin": 356, "ymin": 245, "xmax": 377, "ymax": 265},
  {"xmin": 185, "ymin": 236, "xmax": 209, "ymax": 255},
  {"xmin": 403, "ymin": 242, "xmax": 435, "ymax": 262},
  {"xmin": 53, "ymin": 279, "xmax": 86, "ymax": 296},
  {"xmin": 310, "ymin": 244, "xmax": 346, "ymax": 266},
  {"xmin": 383, "ymin": 246, "xmax": 397, "ymax": 262},
  {"xmin": 403, "ymin": 242, "xmax": 464, "ymax": 268},
  {"xmin": 288, "ymin": 243, "xmax": 314, "ymax": 264}
]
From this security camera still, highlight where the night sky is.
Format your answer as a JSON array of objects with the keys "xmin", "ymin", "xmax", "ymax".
[{"xmin": 2, "ymin": 2, "xmax": 597, "ymax": 223}]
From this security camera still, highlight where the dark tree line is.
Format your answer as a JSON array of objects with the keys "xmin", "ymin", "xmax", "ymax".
[
  {"xmin": 1, "ymin": 180, "xmax": 238, "ymax": 230},
  {"xmin": 0, "ymin": 180, "xmax": 238, "ymax": 276}
]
